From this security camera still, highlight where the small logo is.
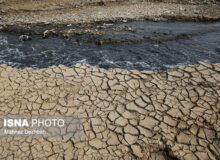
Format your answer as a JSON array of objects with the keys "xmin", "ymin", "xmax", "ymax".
[{"xmin": 0, "ymin": 115, "xmax": 82, "ymax": 138}]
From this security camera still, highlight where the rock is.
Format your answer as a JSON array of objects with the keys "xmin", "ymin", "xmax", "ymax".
[
  {"xmin": 104, "ymin": 23, "xmax": 113, "ymax": 26},
  {"xmin": 193, "ymin": 9, "xmax": 199, "ymax": 14},
  {"xmin": 98, "ymin": 1, "xmax": 106, "ymax": 6},
  {"xmin": 95, "ymin": 39, "xmax": 104, "ymax": 45},
  {"xmin": 43, "ymin": 29, "xmax": 56, "ymax": 38},
  {"xmin": 19, "ymin": 35, "xmax": 31, "ymax": 41}
]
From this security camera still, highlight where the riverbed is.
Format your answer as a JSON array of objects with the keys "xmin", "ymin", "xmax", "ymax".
[{"xmin": 0, "ymin": 21, "xmax": 219, "ymax": 70}]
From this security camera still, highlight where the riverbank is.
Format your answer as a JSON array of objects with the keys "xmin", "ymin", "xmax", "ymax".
[{"xmin": 0, "ymin": 1, "xmax": 220, "ymax": 35}]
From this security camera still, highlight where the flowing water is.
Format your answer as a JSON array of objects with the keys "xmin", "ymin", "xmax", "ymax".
[{"xmin": 0, "ymin": 21, "xmax": 220, "ymax": 70}]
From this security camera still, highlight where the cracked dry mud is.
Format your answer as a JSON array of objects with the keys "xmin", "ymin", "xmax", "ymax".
[{"xmin": 0, "ymin": 61, "xmax": 219, "ymax": 160}]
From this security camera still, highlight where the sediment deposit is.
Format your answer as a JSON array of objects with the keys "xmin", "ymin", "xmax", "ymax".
[
  {"xmin": 0, "ymin": 62, "xmax": 219, "ymax": 159},
  {"xmin": 0, "ymin": 0, "xmax": 220, "ymax": 29}
]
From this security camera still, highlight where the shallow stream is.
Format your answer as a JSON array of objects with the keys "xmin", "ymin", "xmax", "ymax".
[{"xmin": 0, "ymin": 21, "xmax": 219, "ymax": 70}]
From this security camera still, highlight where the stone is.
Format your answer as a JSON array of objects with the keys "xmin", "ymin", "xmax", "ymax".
[{"xmin": 19, "ymin": 35, "xmax": 31, "ymax": 41}]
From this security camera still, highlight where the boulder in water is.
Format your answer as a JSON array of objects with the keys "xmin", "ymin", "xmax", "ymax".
[
  {"xmin": 19, "ymin": 35, "xmax": 31, "ymax": 41},
  {"xmin": 43, "ymin": 29, "xmax": 56, "ymax": 38}
]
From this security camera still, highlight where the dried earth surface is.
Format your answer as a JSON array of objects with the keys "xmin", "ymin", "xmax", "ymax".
[
  {"xmin": 0, "ymin": 62, "xmax": 219, "ymax": 159},
  {"xmin": 0, "ymin": 0, "xmax": 220, "ymax": 160}
]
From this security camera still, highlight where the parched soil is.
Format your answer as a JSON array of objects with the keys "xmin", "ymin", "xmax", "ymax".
[
  {"xmin": 0, "ymin": 62, "xmax": 219, "ymax": 159},
  {"xmin": 0, "ymin": 1, "xmax": 220, "ymax": 160}
]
